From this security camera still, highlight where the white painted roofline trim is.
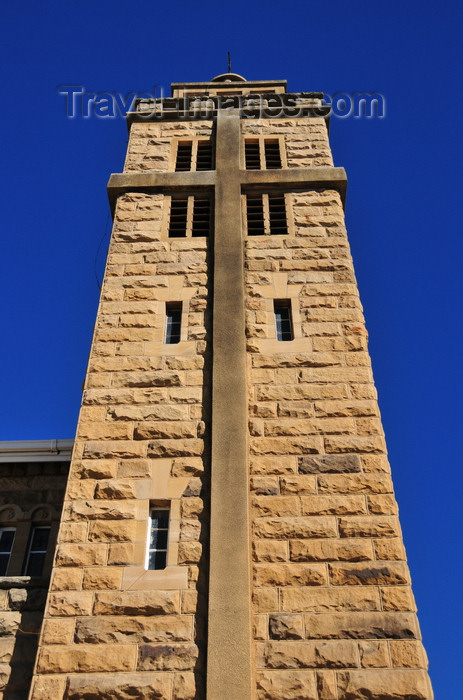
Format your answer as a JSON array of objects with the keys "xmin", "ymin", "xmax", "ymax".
[{"xmin": 0, "ymin": 440, "xmax": 74, "ymax": 462}]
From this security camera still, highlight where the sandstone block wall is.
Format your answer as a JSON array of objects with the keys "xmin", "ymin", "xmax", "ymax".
[
  {"xmin": 124, "ymin": 120, "xmax": 214, "ymax": 172},
  {"xmin": 245, "ymin": 184, "xmax": 431, "ymax": 699},
  {"xmin": 30, "ymin": 122, "xmax": 213, "ymax": 700},
  {"xmin": 242, "ymin": 117, "xmax": 334, "ymax": 168}
]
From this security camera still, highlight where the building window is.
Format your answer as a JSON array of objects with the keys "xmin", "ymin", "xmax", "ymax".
[
  {"xmin": 168, "ymin": 196, "xmax": 212, "ymax": 238},
  {"xmin": 246, "ymin": 194, "xmax": 288, "ymax": 236},
  {"xmin": 175, "ymin": 140, "xmax": 214, "ymax": 171},
  {"xmin": 23, "ymin": 526, "xmax": 50, "ymax": 576},
  {"xmin": 0, "ymin": 528, "xmax": 15, "ymax": 576},
  {"xmin": 146, "ymin": 506, "xmax": 169, "ymax": 570},
  {"xmin": 274, "ymin": 300, "xmax": 294, "ymax": 341},
  {"xmin": 165, "ymin": 302, "xmax": 182, "ymax": 344},
  {"xmin": 245, "ymin": 138, "xmax": 282, "ymax": 170}
]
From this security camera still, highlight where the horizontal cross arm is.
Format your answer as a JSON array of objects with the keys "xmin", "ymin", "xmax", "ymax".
[
  {"xmin": 107, "ymin": 171, "xmax": 216, "ymax": 215},
  {"xmin": 240, "ymin": 166, "xmax": 347, "ymax": 206}
]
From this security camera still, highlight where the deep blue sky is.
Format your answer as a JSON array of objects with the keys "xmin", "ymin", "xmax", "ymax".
[{"xmin": 0, "ymin": 1, "xmax": 461, "ymax": 695}]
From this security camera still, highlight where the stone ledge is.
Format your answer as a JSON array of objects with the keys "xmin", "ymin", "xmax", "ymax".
[{"xmin": 0, "ymin": 576, "xmax": 49, "ymax": 589}]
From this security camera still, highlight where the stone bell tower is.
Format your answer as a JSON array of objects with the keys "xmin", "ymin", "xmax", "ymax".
[{"xmin": 30, "ymin": 74, "xmax": 432, "ymax": 700}]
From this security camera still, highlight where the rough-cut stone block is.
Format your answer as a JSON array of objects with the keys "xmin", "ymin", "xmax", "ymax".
[
  {"xmin": 50, "ymin": 568, "xmax": 83, "ymax": 591},
  {"xmin": 253, "ymin": 540, "xmax": 288, "ymax": 562},
  {"xmin": 373, "ymin": 538, "xmax": 406, "ymax": 561},
  {"xmin": 0, "ymin": 612, "xmax": 21, "ymax": 636},
  {"xmin": 316, "ymin": 670, "xmax": 337, "ymax": 700},
  {"xmin": 83, "ymin": 440, "xmax": 147, "ymax": 459},
  {"xmin": 172, "ymin": 671, "xmax": 197, "ymax": 700},
  {"xmin": 75, "ymin": 615, "xmax": 192, "ymax": 644},
  {"xmin": 251, "ymin": 476, "xmax": 280, "ymax": 495},
  {"xmin": 138, "ymin": 643, "xmax": 198, "ymax": 671},
  {"xmin": 253, "ymin": 496, "xmax": 300, "ymax": 517},
  {"xmin": 254, "ymin": 516, "xmax": 337, "ymax": 539},
  {"xmin": 358, "ymin": 640, "xmax": 390, "ymax": 667},
  {"xmin": 317, "ymin": 474, "xmax": 393, "ymax": 494},
  {"xmin": 134, "ymin": 422, "xmax": 197, "ymax": 440},
  {"xmin": 73, "ymin": 459, "xmax": 118, "ymax": 479},
  {"xmin": 329, "ymin": 562, "xmax": 410, "ymax": 586},
  {"xmin": 41, "ymin": 618, "xmax": 75, "ymax": 645},
  {"xmin": 88, "ymin": 519, "xmax": 137, "ymax": 542},
  {"xmin": 30, "ymin": 675, "xmax": 67, "ymax": 700},
  {"xmin": 48, "ymin": 592, "xmax": 93, "ymax": 617},
  {"xmin": 36, "ymin": 644, "xmax": 137, "ymax": 673},
  {"xmin": 64, "ymin": 499, "xmax": 137, "ymax": 521},
  {"xmin": 147, "ymin": 439, "xmax": 204, "ymax": 457},
  {"xmin": 0, "ymin": 638, "xmax": 15, "ymax": 663},
  {"xmin": 55, "ymin": 544, "xmax": 107, "ymax": 567},
  {"xmin": 251, "ymin": 436, "xmax": 324, "ymax": 455},
  {"xmin": 256, "ymin": 669, "xmax": 317, "ymax": 699},
  {"xmin": 299, "ymin": 454, "xmax": 361, "ymax": 474},
  {"xmin": 66, "ymin": 672, "xmax": 172, "ymax": 700},
  {"xmin": 254, "ymin": 563, "xmax": 326, "ymax": 587},
  {"xmin": 181, "ymin": 590, "xmax": 198, "ymax": 615},
  {"xmin": 389, "ymin": 640, "xmax": 428, "ymax": 668},
  {"xmin": 253, "ymin": 588, "xmax": 279, "ymax": 613},
  {"xmin": 324, "ymin": 436, "xmax": 386, "ymax": 454},
  {"xmin": 94, "ymin": 480, "xmax": 137, "ymax": 499},
  {"xmin": 314, "ymin": 400, "xmax": 378, "ymax": 417},
  {"xmin": 171, "ymin": 458, "xmax": 205, "ymax": 477},
  {"xmin": 336, "ymin": 669, "xmax": 432, "ymax": 699},
  {"xmin": 300, "ymin": 495, "xmax": 366, "ymax": 515},
  {"xmin": 254, "ymin": 613, "xmax": 268, "ymax": 641},
  {"xmin": 57, "ymin": 522, "xmax": 88, "ymax": 544},
  {"xmin": 269, "ymin": 614, "xmax": 304, "ymax": 640},
  {"xmin": 303, "ymin": 612, "xmax": 419, "ymax": 640},
  {"xmin": 178, "ymin": 541, "xmax": 202, "ymax": 563},
  {"xmin": 290, "ymin": 539, "xmax": 373, "ymax": 562},
  {"xmin": 281, "ymin": 587, "xmax": 381, "ymax": 613},
  {"xmin": 381, "ymin": 587, "xmax": 416, "ymax": 612},
  {"xmin": 111, "ymin": 370, "xmax": 181, "ymax": 387},
  {"xmin": 180, "ymin": 497, "xmax": 204, "ymax": 518},
  {"xmin": 279, "ymin": 475, "xmax": 317, "ymax": 494},
  {"xmin": 338, "ymin": 516, "xmax": 399, "ymax": 538},
  {"xmin": 250, "ymin": 455, "xmax": 298, "ymax": 475},
  {"xmin": 93, "ymin": 590, "xmax": 179, "ymax": 616},
  {"xmin": 82, "ymin": 568, "xmax": 122, "ymax": 590},
  {"xmin": 262, "ymin": 640, "xmax": 358, "ymax": 669}
]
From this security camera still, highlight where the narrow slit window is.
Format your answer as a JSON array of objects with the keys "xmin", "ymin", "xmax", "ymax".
[
  {"xmin": 24, "ymin": 526, "xmax": 50, "ymax": 576},
  {"xmin": 274, "ymin": 300, "xmax": 294, "ymax": 341},
  {"xmin": 147, "ymin": 506, "xmax": 169, "ymax": 570},
  {"xmin": 192, "ymin": 198, "xmax": 211, "ymax": 236},
  {"xmin": 168, "ymin": 197, "xmax": 188, "ymax": 237},
  {"xmin": 264, "ymin": 140, "xmax": 282, "ymax": 169},
  {"xmin": 165, "ymin": 302, "xmax": 182, "ymax": 344},
  {"xmin": 245, "ymin": 140, "xmax": 261, "ymax": 170},
  {"xmin": 175, "ymin": 142, "xmax": 193, "ymax": 171},
  {"xmin": 196, "ymin": 141, "xmax": 213, "ymax": 170},
  {"xmin": 0, "ymin": 528, "xmax": 15, "ymax": 576},
  {"xmin": 269, "ymin": 194, "xmax": 288, "ymax": 235},
  {"xmin": 246, "ymin": 195, "xmax": 265, "ymax": 235}
]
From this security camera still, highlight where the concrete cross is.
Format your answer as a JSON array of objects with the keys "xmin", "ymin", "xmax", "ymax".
[{"xmin": 108, "ymin": 110, "xmax": 346, "ymax": 700}]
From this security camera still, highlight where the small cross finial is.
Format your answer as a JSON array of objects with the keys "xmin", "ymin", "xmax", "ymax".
[{"xmin": 227, "ymin": 52, "xmax": 231, "ymax": 73}]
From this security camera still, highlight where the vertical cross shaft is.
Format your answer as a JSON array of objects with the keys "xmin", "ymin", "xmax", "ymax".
[{"xmin": 207, "ymin": 111, "xmax": 253, "ymax": 700}]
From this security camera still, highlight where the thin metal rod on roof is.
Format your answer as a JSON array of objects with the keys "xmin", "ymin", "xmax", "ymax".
[{"xmin": 227, "ymin": 52, "xmax": 231, "ymax": 73}]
